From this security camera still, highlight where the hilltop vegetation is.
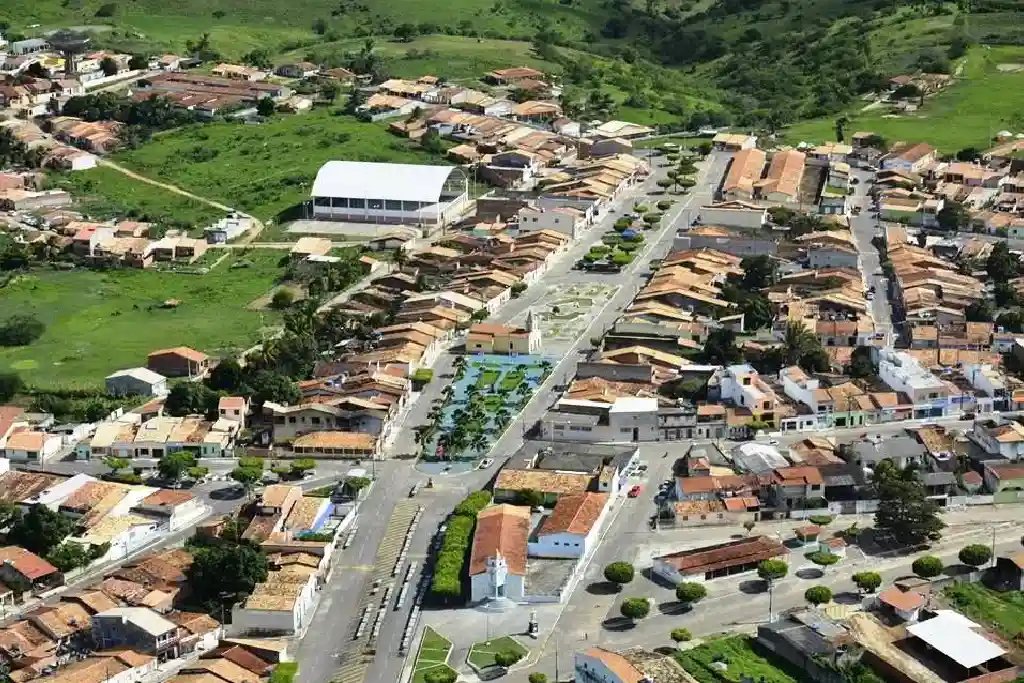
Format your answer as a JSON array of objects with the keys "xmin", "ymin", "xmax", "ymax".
[{"xmin": 2, "ymin": 0, "xmax": 1023, "ymax": 127}]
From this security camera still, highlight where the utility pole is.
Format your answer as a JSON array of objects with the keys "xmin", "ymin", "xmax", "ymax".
[
  {"xmin": 991, "ymin": 526, "xmax": 997, "ymax": 569},
  {"xmin": 554, "ymin": 639, "xmax": 560, "ymax": 683}
]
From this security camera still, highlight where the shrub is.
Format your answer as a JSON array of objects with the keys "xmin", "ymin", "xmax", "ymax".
[
  {"xmin": 430, "ymin": 491, "xmax": 493, "ymax": 601},
  {"xmin": 269, "ymin": 663, "xmax": 298, "ymax": 683},
  {"xmin": 95, "ymin": 2, "xmax": 117, "ymax": 16},
  {"xmin": 675, "ymin": 582, "xmax": 707, "ymax": 604},
  {"xmin": 0, "ymin": 314, "xmax": 45, "ymax": 347},
  {"xmin": 633, "ymin": 204, "xmax": 649, "ymax": 214},
  {"xmin": 670, "ymin": 628, "xmax": 692, "ymax": 642},
  {"xmin": 808, "ymin": 515, "xmax": 834, "ymax": 526},
  {"xmin": 528, "ymin": 674, "xmax": 547, "ymax": 683},
  {"xmin": 612, "ymin": 252, "xmax": 635, "ymax": 265},
  {"xmin": 412, "ymin": 368, "xmax": 434, "ymax": 384},
  {"xmin": 494, "ymin": 650, "xmax": 522, "ymax": 667},
  {"xmin": 912, "ymin": 555, "xmax": 943, "ymax": 579},
  {"xmin": 758, "ymin": 559, "xmax": 788, "ymax": 582},
  {"xmin": 804, "ymin": 586, "xmax": 832, "ymax": 606},
  {"xmin": 958, "ymin": 544, "xmax": 992, "ymax": 568},
  {"xmin": 852, "ymin": 571, "xmax": 882, "ymax": 593},
  {"xmin": 424, "ymin": 669, "xmax": 457, "ymax": 683},
  {"xmin": 603, "ymin": 561, "xmax": 634, "ymax": 587},
  {"xmin": 657, "ymin": 200, "xmax": 672, "ymax": 210},
  {"xmin": 271, "ymin": 289, "xmax": 295, "ymax": 309},
  {"xmin": 453, "ymin": 490, "xmax": 492, "ymax": 517},
  {"xmin": 620, "ymin": 597, "xmax": 650, "ymax": 620}
]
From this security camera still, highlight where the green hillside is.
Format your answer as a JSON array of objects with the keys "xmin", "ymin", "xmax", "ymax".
[{"xmin": 3, "ymin": 0, "xmax": 1023, "ymax": 128}]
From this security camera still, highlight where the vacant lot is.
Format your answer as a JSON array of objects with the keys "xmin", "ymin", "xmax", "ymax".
[
  {"xmin": 944, "ymin": 583, "xmax": 1024, "ymax": 641},
  {"xmin": 110, "ymin": 109, "xmax": 444, "ymax": 224},
  {"xmin": 0, "ymin": 251, "xmax": 284, "ymax": 390},
  {"xmin": 54, "ymin": 165, "xmax": 225, "ymax": 230},
  {"xmin": 674, "ymin": 636, "xmax": 807, "ymax": 683},
  {"xmin": 784, "ymin": 46, "xmax": 1024, "ymax": 153}
]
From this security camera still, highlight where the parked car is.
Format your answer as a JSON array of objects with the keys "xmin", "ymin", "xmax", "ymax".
[
  {"xmin": 628, "ymin": 485, "xmax": 642, "ymax": 498},
  {"xmin": 409, "ymin": 484, "xmax": 419, "ymax": 497},
  {"xmin": 478, "ymin": 458, "xmax": 494, "ymax": 469}
]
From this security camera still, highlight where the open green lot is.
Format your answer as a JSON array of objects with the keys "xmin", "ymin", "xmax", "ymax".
[
  {"xmin": 0, "ymin": 251, "xmax": 284, "ymax": 390},
  {"xmin": 53, "ymin": 166, "xmax": 225, "ymax": 230},
  {"xmin": 467, "ymin": 636, "xmax": 529, "ymax": 670},
  {"xmin": 106, "ymin": 109, "xmax": 444, "ymax": 224},
  {"xmin": 944, "ymin": 583, "xmax": 1024, "ymax": 641},
  {"xmin": 674, "ymin": 636, "xmax": 807, "ymax": 683},
  {"xmin": 783, "ymin": 46, "xmax": 1024, "ymax": 154},
  {"xmin": 412, "ymin": 627, "xmax": 455, "ymax": 683}
]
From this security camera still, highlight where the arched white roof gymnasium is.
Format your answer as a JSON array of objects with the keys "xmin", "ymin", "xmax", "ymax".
[{"xmin": 311, "ymin": 161, "xmax": 466, "ymax": 203}]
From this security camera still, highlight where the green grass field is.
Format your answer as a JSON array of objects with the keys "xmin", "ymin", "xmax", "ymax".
[
  {"xmin": 53, "ymin": 166, "xmax": 225, "ymax": 230},
  {"xmin": 674, "ymin": 636, "xmax": 806, "ymax": 683},
  {"xmin": 0, "ymin": 251, "xmax": 284, "ymax": 389},
  {"xmin": 944, "ymin": 583, "xmax": 1024, "ymax": 641},
  {"xmin": 412, "ymin": 627, "xmax": 455, "ymax": 683},
  {"xmin": 467, "ymin": 636, "xmax": 529, "ymax": 669},
  {"xmin": 783, "ymin": 46, "xmax": 1024, "ymax": 153},
  {"xmin": 107, "ymin": 109, "xmax": 443, "ymax": 223}
]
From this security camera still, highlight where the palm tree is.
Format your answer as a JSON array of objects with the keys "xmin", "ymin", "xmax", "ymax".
[
  {"xmin": 470, "ymin": 433, "xmax": 488, "ymax": 453},
  {"xmin": 783, "ymin": 322, "xmax": 817, "ymax": 366}
]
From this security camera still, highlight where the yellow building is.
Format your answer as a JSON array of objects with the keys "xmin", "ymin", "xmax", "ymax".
[{"xmin": 466, "ymin": 311, "xmax": 541, "ymax": 355}]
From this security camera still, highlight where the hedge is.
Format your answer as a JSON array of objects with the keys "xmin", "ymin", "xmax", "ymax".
[{"xmin": 431, "ymin": 490, "xmax": 493, "ymax": 600}]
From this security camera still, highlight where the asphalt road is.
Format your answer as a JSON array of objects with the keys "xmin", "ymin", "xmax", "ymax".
[
  {"xmin": 296, "ymin": 151, "xmax": 733, "ymax": 683},
  {"xmin": 847, "ymin": 169, "xmax": 895, "ymax": 347}
]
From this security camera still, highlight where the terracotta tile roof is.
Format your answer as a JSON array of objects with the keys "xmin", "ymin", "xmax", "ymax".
[
  {"xmin": 469, "ymin": 505, "xmax": 530, "ymax": 577},
  {"xmin": 656, "ymin": 536, "xmax": 788, "ymax": 576},
  {"xmin": 0, "ymin": 406, "xmax": 23, "ymax": 437},
  {"xmin": 795, "ymin": 525, "xmax": 821, "ymax": 538},
  {"xmin": 218, "ymin": 396, "xmax": 246, "ymax": 410},
  {"xmin": 4, "ymin": 430, "xmax": 48, "ymax": 451},
  {"xmin": 66, "ymin": 589, "xmax": 119, "ymax": 614},
  {"xmin": 494, "ymin": 469, "xmax": 593, "ymax": 495},
  {"xmin": 292, "ymin": 431, "xmax": 377, "ymax": 450},
  {"xmin": 202, "ymin": 647, "xmax": 272, "ymax": 676},
  {"xmin": 0, "ymin": 547, "xmax": 58, "ymax": 580},
  {"xmin": 139, "ymin": 489, "xmax": 196, "ymax": 508},
  {"xmin": 773, "ymin": 466, "xmax": 823, "ymax": 486},
  {"xmin": 27, "ymin": 602, "xmax": 91, "ymax": 638},
  {"xmin": 878, "ymin": 587, "xmax": 925, "ymax": 611},
  {"xmin": 148, "ymin": 346, "xmax": 208, "ymax": 363},
  {"xmin": 986, "ymin": 462, "xmax": 1024, "ymax": 481},
  {"xmin": 96, "ymin": 649, "xmax": 156, "ymax": 668},
  {"xmin": 539, "ymin": 493, "xmax": 608, "ymax": 536},
  {"xmin": 166, "ymin": 611, "xmax": 220, "ymax": 636},
  {"xmin": 580, "ymin": 648, "xmax": 644, "ymax": 683},
  {"xmin": 723, "ymin": 496, "xmax": 759, "ymax": 512},
  {"xmin": 962, "ymin": 471, "xmax": 983, "ymax": 486}
]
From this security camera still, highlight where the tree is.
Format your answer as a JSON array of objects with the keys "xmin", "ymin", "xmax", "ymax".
[
  {"xmin": 515, "ymin": 488, "xmax": 544, "ymax": 508},
  {"xmin": 740, "ymin": 255, "xmax": 776, "ymax": 290},
  {"xmin": 129, "ymin": 54, "xmax": 148, "ymax": 70},
  {"xmin": 743, "ymin": 520, "xmax": 756, "ymax": 535},
  {"xmin": 320, "ymin": 80, "xmax": 340, "ymax": 103},
  {"xmin": 256, "ymin": 96, "xmax": 276, "ymax": 117},
  {"xmin": 853, "ymin": 571, "xmax": 882, "ymax": 593},
  {"xmin": 165, "ymin": 382, "xmax": 217, "ymax": 417},
  {"xmin": 834, "ymin": 116, "xmax": 848, "ymax": 143},
  {"xmin": 8, "ymin": 505, "xmax": 75, "ymax": 555},
  {"xmin": 46, "ymin": 541, "xmax": 93, "ymax": 572},
  {"xmin": 620, "ymin": 597, "xmax": 650, "ymax": 621},
  {"xmin": 95, "ymin": 2, "xmax": 118, "ymax": 16},
  {"xmin": 847, "ymin": 345, "xmax": 875, "ymax": 378},
  {"xmin": 958, "ymin": 544, "xmax": 992, "ymax": 569},
  {"xmin": 675, "ymin": 582, "xmax": 707, "ymax": 605},
  {"xmin": 99, "ymin": 56, "xmax": 119, "ymax": 77},
  {"xmin": 421, "ymin": 129, "xmax": 445, "ymax": 154},
  {"xmin": 271, "ymin": 289, "xmax": 295, "ymax": 309},
  {"xmin": 783, "ymin": 321, "xmax": 818, "ymax": 367},
  {"xmin": 207, "ymin": 357, "xmax": 243, "ymax": 392},
  {"xmin": 936, "ymin": 200, "xmax": 969, "ymax": 232},
  {"xmin": 394, "ymin": 23, "xmax": 417, "ymax": 42},
  {"xmin": 873, "ymin": 462, "xmax": 945, "ymax": 545},
  {"xmin": 158, "ymin": 451, "xmax": 197, "ymax": 482},
  {"xmin": 757, "ymin": 559, "xmax": 788, "ymax": 583},
  {"xmin": 804, "ymin": 586, "xmax": 833, "ymax": 606},
  {"xmin": 701, "ymin": 328, "xmax": 742, "ymax": 365},
  {"xmin": 966, "ymin": 300, "xmax": 994, "ymax": 323},
  {"xmin": 291, "ymin": 458, "xmax": 316, "ymax": 474},
  {"xmin": 603, "ymin": 561, "xmax": 635, "ymax": 588},
  {"xmin": 231, "ymin": 466, "xmax": 262, "ymax": 494},
  {"xmin": 0, "ymin": 314, "xmax": 45, "ymax": 346},
  {"xmin": 187, "ymin": 542, "xmax": 269, "ymax": 610},
  {"xmin": 242, "ymin": 369, "xmax": 300, "ymax": 406},
  {"xmin": 494, "ymin": 651, "xmax": 522, "ymax": 667},
  {"xmin": 809, "ymin": 551, "xmax": 839, "ymax": 573},
  {"xmin": 103, "ymin": 456, "xmax": 130, "ymax": 473},
  {"xmin": 0, "ymin": 503, "xmax": 20, "ymax": 530},
  {"xmin": 987, "ymin": 241, "xmax": 1018, "ymax": 283},
  {"xmin": 0, "ymin": 372, "xmax": 24, "ymax": 402},
  {"xmin": 670, "ymin": 628, "xmax": 692, "ymax": 643},
  {"xmin": 528, "ymin": 674, "xmax": 547, "ymax": 683},
  {"xmin": 912, "ymin": 555, "xmax": 944, "ymax": 579}
]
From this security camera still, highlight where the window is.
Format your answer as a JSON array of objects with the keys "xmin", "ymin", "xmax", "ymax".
[
  {"xmin": 330, "ymin": 197, "xmax": 348, "ymax": 208},
  {"xmin": 311, "ymin": 416, "xmax": 321, "ymax": 425},
  {"xmin": 288, "ymin": 416, "xmax": 297, "ymax": 424},
  {"xmin": 368, "ymin": 198, "xmax": 384, "ymax": 210},
  {"xmin": 314, "ymin": 196, "xmax": 330, "ymax": 207},
  {"xmin": 385, "ymin": 200, "xmax": 402, "ymax": 211},
  {"xmin": 349, "ymin": 198, "xmax": 366, "ymax": 209}
]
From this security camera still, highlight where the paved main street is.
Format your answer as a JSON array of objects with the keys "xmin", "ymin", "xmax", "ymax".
[{"xmin": 847, "ymin": 168, "xmax": 895, "ymax": 346}]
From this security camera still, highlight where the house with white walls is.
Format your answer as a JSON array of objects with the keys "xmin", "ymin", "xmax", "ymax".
[{"xmin": 528, "ymin": 493, "xmax": 609, "ymax": 558}]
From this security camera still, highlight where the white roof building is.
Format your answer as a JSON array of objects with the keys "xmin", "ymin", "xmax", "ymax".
[
  {"xmin": 906, "ymin": 611, "xmax": 1006, "ymax": 669},
  {"xmin": 310, "ymin": 161, "xmax": 468, "ymax": 227}
]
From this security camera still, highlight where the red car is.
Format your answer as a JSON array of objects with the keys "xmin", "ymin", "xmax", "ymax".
[{"xmin": 628, "ymin": 485, "xmax": 642, "ymax": 498}]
